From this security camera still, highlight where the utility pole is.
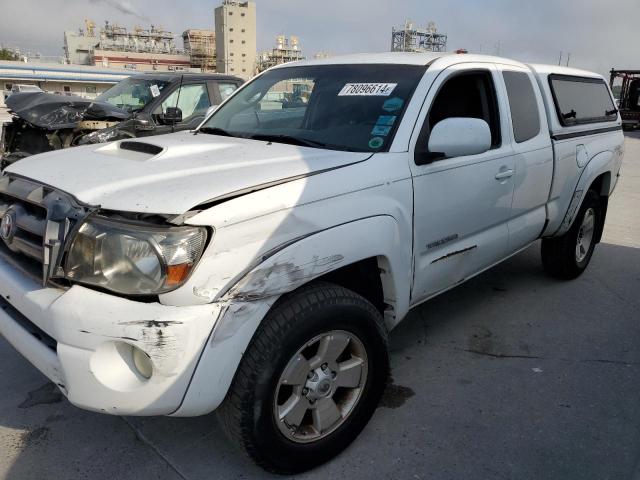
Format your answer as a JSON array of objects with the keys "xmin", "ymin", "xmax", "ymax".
[
  {"xmin": 558, "ymin": 51, "xmax": 563, "ymax": 66},
  {"xmin": 566, "ymin": 53, "xmax": 571, "ymax": 67}
]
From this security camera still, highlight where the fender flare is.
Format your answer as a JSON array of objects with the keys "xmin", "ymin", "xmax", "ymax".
[
  {"xmin": 552, "ymin": 150, "xmax": 614, "ymax": 237},
  {"xmin": 173, "ymin": 215, "xmax": 411, "ymax": 417}
]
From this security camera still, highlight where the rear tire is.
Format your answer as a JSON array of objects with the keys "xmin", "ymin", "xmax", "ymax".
[
  {"xmin": 217, "ymin": 282, "xmax": 389, "ymax": 474},
  {"xmin": 541, "ymin": 189, "xmax": 602, "ymax": 279}
]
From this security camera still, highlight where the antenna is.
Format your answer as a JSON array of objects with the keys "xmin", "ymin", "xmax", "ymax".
[{"xmin": 172, "ymin": 74, "xmax": 184, "ymax": 134}]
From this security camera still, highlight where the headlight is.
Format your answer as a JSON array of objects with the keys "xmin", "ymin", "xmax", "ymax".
[{"xmin": 65, "ymin": 216, "xmax": 207, "ymax": 295}]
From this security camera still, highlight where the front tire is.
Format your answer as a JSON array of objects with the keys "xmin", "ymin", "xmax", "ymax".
[
  {"xmin": 217, "ymin": 282, "xmax": 389, "ymax": 474},
  {"xmin": 541, "ymin": 189, "xmax": 603, "ymax": 279}
]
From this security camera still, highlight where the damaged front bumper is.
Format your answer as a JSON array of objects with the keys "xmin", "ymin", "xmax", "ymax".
[{"xmin": 0, "ymin": 254, "xmax": 228, "ymax": 416}]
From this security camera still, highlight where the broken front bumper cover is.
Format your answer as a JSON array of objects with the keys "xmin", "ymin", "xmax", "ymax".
[{"xmin": 0, "ymin": 254, "xmax": 225, "ymax": 416}]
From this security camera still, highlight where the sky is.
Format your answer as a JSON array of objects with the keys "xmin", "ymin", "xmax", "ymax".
[{"xmin": 0, "ymin": 0, "xmax": 637, "ymax": 77}]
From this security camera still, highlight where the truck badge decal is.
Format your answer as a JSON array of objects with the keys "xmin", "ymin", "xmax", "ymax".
[
  {"xmin": 0, "ymin": 209, "xmax": 16, "ymax": 243},
  {"xmin": 427, "ymin": 234, "xmax": 459, "ymax": 250}
]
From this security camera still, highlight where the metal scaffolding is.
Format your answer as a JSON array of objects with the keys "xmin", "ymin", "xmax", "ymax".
[
  {"xmin": 183, "ymin": 29, "xmax": 216, "ymax": 71},
  {"xmin": 391, "ymin": 21, "xmax": 447, "ymax": 53}
]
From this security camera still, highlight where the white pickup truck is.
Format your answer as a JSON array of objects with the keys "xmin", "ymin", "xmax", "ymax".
[{"xmin": 0, "ymin": 53, "xmax": 624, "ymax": 473}]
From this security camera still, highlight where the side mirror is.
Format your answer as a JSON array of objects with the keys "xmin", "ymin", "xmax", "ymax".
[
  {"xmin": 425, "ymin": 117, "xmax": 491, "ymax": 162},
  {"xmin": 160, "ymin": 106, "xmax": 183, "ymax": 125}
]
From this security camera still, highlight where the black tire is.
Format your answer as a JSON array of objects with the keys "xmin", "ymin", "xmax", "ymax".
[
  {"xmin": 541, "ymin": 189, "xmax": 602, "ymax": 279},
  {"xmin": 217, "ymin": 282, "xmax": 389, "ymax": 474}
]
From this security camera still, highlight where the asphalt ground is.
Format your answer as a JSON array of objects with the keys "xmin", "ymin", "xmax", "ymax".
[{"xmin": 1, "ymin": 133, "xmax": 639, "ymax": 480}]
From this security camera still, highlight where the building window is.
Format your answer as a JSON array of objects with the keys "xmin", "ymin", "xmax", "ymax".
[
  {"xmin": 63, "ymin": 86, "xmax": 71, "ymax": 94},
  {"xmin": 229, "ymin": 39, "xmax": 234, "ymax": 43},
  {"xmin": 230, "ymin": 52, "xmax": 234, "ymax": 56},
  {"xmin": 229, "ymin": 28, "xmax": 234, "ymax": 32},
  {"xmin": 241, "ymin": 12, "xmax": 245, "ymax": 16},
  {"xmin": 228, "ymin": 11, "xmax": 233, "ymax": 15},
  {"xmin": 242, "ymin": 68, "xmax": 246, "ymax": 72},
  {"xmin": 241, "ymin": 29, "xmax": 245, "ymax": 33},
  {"xmin": 241, "ymin": 40, "xmax": 245, "ymax": 44},
  {"xmin": 5, "ymin": 83, "xmax": 13, "ymax": 91},
  {"xmin": 86, "ymin": 85, "xmax": 97, "ymax": 94},
  {"xmin": 242, "ymin": 53, "xmax": 246, "ymax": 57},
  {"xmin": 230, "ymin": 68, "xmax": 235, "ymax": 72}
]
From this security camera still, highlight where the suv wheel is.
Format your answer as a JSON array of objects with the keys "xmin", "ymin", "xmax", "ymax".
[
  {"xmin": 541, "ymin": 189, "xmax": 603, "ymax": 279},
  {"xmin": 218, "ymin": 282, "xmax": 389, "ymax": 474}
]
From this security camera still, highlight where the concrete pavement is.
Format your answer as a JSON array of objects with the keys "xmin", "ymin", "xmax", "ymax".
[{"xmin": 1, "ymin": 134, "xmax": 639, "ymax": 480}]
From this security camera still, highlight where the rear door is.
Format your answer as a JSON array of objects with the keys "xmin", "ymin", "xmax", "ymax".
[
  {"xmin": 409, "ymin": 63, "xmax": 515, "ymax": 302},
  {"xmin": 498, "ymin": 66, "xmax": 553, "ymax": 252}
]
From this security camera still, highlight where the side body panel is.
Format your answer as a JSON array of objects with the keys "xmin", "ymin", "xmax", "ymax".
[
  {"xmin": 408, "ymin": 63, "xmax": 514, "ymax": 303},
  {"xmin": 494, "ymin": 63, "xmax": 554, "ymax": 251},
  {"xmin": 530, "ymin": 65, "xmax": 625, "ymax": 236}
]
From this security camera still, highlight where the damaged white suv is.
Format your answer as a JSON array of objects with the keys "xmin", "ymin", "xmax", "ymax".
[{"xmin": 0, "ymin": 53, "xmax": 624, "ymax": 473}]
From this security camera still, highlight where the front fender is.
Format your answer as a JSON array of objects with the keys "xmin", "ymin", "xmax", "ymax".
[{"xmin": 172, "ymin": 215, "xmax": 411, "ymax": 417}]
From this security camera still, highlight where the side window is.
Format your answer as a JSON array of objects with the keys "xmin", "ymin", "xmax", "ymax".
[
  {"xmin": 161, "ymin": 84, "xmax": 210, "ymax": 121},
  {"xmin": 217, "ymin": 82, "xmax": 239, "ymax": 102},
  {"xmin": 503, "ymin": 71, "xmax": 541, "ymax": 143},
  {"xmin": 427, "ymin": 71, "xmax": 501, "ymax": 148},
  {"xmin": 549, "ymin": 75, "xmax": 617, "ymax": 125}
]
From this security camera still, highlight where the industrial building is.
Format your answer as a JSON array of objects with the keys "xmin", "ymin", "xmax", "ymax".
[
  {"xmin": 0, "ymin": 61, "xmax": 129, "ymax": 99},
  {"xmin": 64, "ymin": 20, "xmax": 191, "ymax": 72},
  {"xmin": 257, "ymin": 35, "xmax": 304, "ymax": 72},
  {"xmin": 215, "ymin": 1, "xmax": 257, "ymax": 78},
  {"xmin": 391, "ymin": 21, "xmax": 447, "ymax": 53},
  {"xmin": 183, "ymin": 29, "xmax": 216, "ymax": 71}
]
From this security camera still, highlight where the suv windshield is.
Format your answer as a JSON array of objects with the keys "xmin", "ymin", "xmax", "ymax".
[
  {"xmin": 200, "ymin": 64, "xmax": 426, "ymax": 152},
  {"xmin": 96, "ymin": 78, "xmax": 170, "ymax": 113}
]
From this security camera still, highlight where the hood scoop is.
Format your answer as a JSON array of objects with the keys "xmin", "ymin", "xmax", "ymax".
[{"xmin": 119, "ymin": 141, "xmax": 164, "ymax": 156}]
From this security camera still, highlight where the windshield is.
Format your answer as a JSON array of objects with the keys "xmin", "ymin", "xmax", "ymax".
[
  {"xmin": 200, "ymin": 64, "xmax": 426, "ymax": 152},
  {"xmin": 96, "ymin": 78, "xmax": 170, "ymax": 112}
]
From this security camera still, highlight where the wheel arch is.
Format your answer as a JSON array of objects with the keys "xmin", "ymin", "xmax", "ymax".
[
  {"xmin": 223, "ymin": 215, "xmax": 411, "ymax": 330},
  {"xmin": 553, "ymin": 151, "xmax": 616, "ymax": 238}
]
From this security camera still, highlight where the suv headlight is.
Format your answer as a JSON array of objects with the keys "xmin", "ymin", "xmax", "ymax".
[{"xmin": 65, "ymin": 216, "xmax": 208, "ymax": 295}]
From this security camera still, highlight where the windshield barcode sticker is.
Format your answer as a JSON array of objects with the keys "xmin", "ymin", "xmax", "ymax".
[
  {"xmin": 338, "ymin": 83, "xmax": 397, "ymax": 96},
  {"xmin": 150, "ymin": 84, "xmax": 161, "ymax": 97}
]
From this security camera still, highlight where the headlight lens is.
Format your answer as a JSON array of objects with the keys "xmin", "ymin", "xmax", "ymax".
[{"xmin": 65, "ymin": 216, "xmax": 207, "ymax": 295}]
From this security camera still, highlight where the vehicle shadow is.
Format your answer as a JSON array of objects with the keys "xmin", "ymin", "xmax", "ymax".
[{"xmin": 4, "ymin": 240, "xmax": 640, "ymax": 479}]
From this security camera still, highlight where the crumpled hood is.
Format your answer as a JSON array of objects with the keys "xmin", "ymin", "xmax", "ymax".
[
  {"xmin": 6, "ymin": 92, "xmax": 130, "ymax": 129},
  {"xmin": 6, "ymin": 131, "xmax": 371, "ymax": 214}
]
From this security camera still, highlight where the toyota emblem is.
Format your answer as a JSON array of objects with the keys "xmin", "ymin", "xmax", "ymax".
[{"xmin": 0, "ymin": 210, "xmax": 16, "ymax": 242}]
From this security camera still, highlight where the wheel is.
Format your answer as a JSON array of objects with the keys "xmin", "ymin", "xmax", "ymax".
[
  {"xmin": 541, "ymin": 189, "xmax": 602, "ymax": 279},
  {"xmin": 217, "ymin": 282, "xmax": 389, "ymax": 474}
]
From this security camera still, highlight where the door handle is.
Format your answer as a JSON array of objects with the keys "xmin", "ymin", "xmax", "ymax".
[{"xmin": 495, "ymin": 169, "xmax": 514, "ymax": 180}]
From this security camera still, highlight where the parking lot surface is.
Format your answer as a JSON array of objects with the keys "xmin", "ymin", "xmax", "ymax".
[{"xmin": 1, "ymin": 133, "xmax": 639, "ymax": 480}]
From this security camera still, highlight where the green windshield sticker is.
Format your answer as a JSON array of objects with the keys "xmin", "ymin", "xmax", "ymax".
[
  {"xmin": 382, "ymin": 97, "xmax": 404, "ymax": 113},
  {"xmin": 369, "ymin": 137, "xmax": 385, "ymax": 149},
  {"xmin": 376, "ymin": 115, "xmax": 397, "ymax": 126}
]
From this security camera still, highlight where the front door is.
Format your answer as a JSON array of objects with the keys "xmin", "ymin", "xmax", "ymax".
[
  {"xmin": 410, "ymin": 64, "xmax": 515, "ymax": 303},
  {"xmin": 153, "ymin": 82, "xmax": 212, "ymax": 134}
]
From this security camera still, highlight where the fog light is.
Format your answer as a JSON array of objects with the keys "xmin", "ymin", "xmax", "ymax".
[{"xmin": 132, "ymin": 347, "xmax": 153, "ymax": 379}]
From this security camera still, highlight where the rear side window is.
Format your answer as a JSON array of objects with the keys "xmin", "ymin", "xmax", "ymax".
[
  {"xmin": 549, "ymin": 75, "xmax": 617, "ymax": 126},
  {"xmin": 503, "ymin": 71, "xmax": 540, "ymax": 143}
]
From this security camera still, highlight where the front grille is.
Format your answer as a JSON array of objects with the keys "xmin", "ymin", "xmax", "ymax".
[{"xmin": 0, "ymin": 175, "xmax": 90, "ymax": 285}]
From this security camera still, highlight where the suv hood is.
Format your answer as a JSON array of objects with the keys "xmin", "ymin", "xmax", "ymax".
[
  {"xmin": 5, "ymin": 92, "xmax": 130, "ymax": 129},
  {"xmin": 5, "ymin": 131, "xmax": 371, "ymax": 214}
]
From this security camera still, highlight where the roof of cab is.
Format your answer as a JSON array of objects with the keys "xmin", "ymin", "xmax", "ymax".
[
  {"xmin": 528, "ymin": 64, "xmax": 604, "ymax": 80},
  {"xmin": 272, "ymin": 53, "xmax": 606, "ymax": 80}
]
